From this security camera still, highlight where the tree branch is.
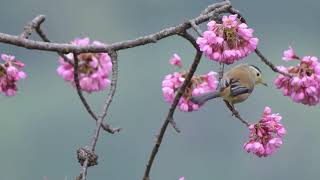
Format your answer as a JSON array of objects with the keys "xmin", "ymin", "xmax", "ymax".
[
  {"xmin": 0, "ymin": 2, "xmax": 230, "ymax": 54},
  {"xmin": 201, "ymin": 0, "xmax": 230, "ymax": 15},
  {"xmin": 19, "ymin": 15, "xmax": 73, "ymax": 64},
  {"xmin": 143, "ymin": 32, "xmax": 202, "ymax": 180},
  {"xmin": 98, "ymin": 51, "xmax": 119, "ymax": 121},
  {"xmin": 254, "ymin": 49, "xmax": 292, "ymax": 77},
  {"xmin": 218, "ymin": 63, "xmax": 225, "ymax": 83},
  {"xmin": 73, "ymin": 54, "xmax": 120, "ymax": 134},
  {"xmin": 34, "ymin": 24, "xmax": 74, "ymax": 65},
  {"xmin": 19, "ymin": 15, "xmax": 46, "ymax": 39},
  {"xmin": 79, "ymin": 50, "xmax": 119, "ymax": 180},
  {"xmin": 18, "ymin": 15, "xmax": 120, "ymax": 134},
  {"xmin": 189, "ymin": 20, "xmax": 203, "ymax": 36}
]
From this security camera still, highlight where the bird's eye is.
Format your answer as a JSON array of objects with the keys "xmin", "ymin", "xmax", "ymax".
[{"xmin": 256, "ymin": 73, "xmax": 260, "ymax": 76}]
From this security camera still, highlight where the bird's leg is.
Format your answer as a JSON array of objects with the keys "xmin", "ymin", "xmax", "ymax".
[
  {"xmin": 223, "ymin": 100, "xmax": 236, "ymax": 116},
  {"xmin": 223, "ymin": 100, "xmax": 250, "ymax": 126}
]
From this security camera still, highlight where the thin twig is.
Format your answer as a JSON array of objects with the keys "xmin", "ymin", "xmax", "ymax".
[
  {"xmin": 35, "ymin": 24, "xmax": 74, "ymax": 65},
  {"xmin": 218, "ymin": 63, "xmax": 225, "ymax": 83},
  {"xmin": 223, "ymin": 100, "xmax": 250, "ymax": 126},
  {"xmin": 189, "ymin": 20, "xmax": 203, "ymax": 36},
  {"xmin": 255, "ymin": 49, "xmax": 292, "ymax": 77},
  {"xmin": 143, "ymin": 32, "xmax": 202, "ymax": 180},
  {"xmin": 79, "ymin": 51, "xmax": 119, "ymax": 180},
  {"xmin": 98, "ymin": 51, "xmax": 119, "ymax": 121},
  {"xmin": 18, "ymin": 15, "xmax": 73, "ymax": 64},
  {"xmin": 73, "ymin": 54, "xmax": 120, "ymax": 134},
  {"xmin": 0, "ymin": 3, "xmax": 230, "ymax": 54},
  {"xmin": 73, "ymin": 54, "xmax": 98, "ymax": 120},
  {"xmin": 201, "ymin": 0, "xmax": 231, "ymax": 15},
  {"xmin": 20, "ymin": 15, "xmax": 46, "ymax": 39}
]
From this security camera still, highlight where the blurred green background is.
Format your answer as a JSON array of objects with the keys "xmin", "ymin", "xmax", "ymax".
[{"xmin": 0, "ymin": 0, "xmax": 319, "ymax": 179}]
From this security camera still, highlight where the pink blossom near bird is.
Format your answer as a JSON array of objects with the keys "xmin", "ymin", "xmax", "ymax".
[
  {"xmin": 57, "ymin": 37, "xmax": 112, "ymax": 93},
  {"xmin": 162, "ymin": 54, "xmax": 218, "ymax": 112},
  {"xmin": 196, "ymin": 14, "xmax": 259, "ymax": 64},
  {"xmin": 170, "ymin": 53, "xmax": 183, "ymax": 68},
  {"xmin": 0, "ymin": 54, "xmax": 26, "ymax": 96},
  {"xmin": 282, "ymin": 46, "xmax": 298, "ymax": 61},
  {"xmin": 274, "ymin": 47, "xmax": 320, "ymax": 105},
  {"xmin": 243, "ymin": 106, "xmax": 286, "ymax": 157}
]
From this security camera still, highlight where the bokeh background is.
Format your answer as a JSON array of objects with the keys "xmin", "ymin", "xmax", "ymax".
[{"xmin": 0, "ymin": 0, "xmax": 319, "ymax": 179}]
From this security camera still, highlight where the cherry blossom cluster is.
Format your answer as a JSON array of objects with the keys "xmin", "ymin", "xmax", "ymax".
[
  {"xmin": 57, "ymin": 37, "xmax": 112, "ymax": 93},
  {"xmin": 162, "ymin": 54, "xmax": 218, "ymax": 112},
  {"xmin": 243, "ymin": 107, "xmax": 286, "ymax": 157},
  {"xmin": 274, "ymin": 47, "xmax": 320, "ymax": 105},
  {"xmin": 196, "ymin": 14, "xmax": 259, "ymax": 64},
  {"xmin": 0, "ymin": 54, "xmax": 26, "ymax": 96}
]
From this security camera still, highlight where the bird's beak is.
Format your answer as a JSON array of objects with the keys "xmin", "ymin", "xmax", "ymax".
[{"xmin": 261, "ymin": 81, "xmax": 268, "ymax": 86}]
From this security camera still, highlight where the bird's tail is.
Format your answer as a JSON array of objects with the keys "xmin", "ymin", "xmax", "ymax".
[{"xmin": 190, "ymin": 91, "xmax": 220, "ymax": 105}]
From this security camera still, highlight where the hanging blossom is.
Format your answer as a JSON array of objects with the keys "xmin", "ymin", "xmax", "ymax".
[
  {"xmin": 170, "ymin": 53, "xmax": 182, "ymax": 68},
  {"xmin": 274, "ymin": 46, "xmax": 320, "ymax": 105},
  {"xmin": 179, "ymin": 177, "xmax": 185, "ymax": 180},
  {"xmin": 162, "ymin": 54, "xmax": 218, "ymax": 112},
  {"xmin": 0, "ymin": 54, "xmax": 27, "ymax": 96},
  {"xmin": 243, "ymin": 107, "xmax": 286, "ymax": 157},
  {"xmin": 57, "ymin": 37, "xmax": 112, "ymax": 93},
  {"xmin": 196, "ymin": 14, "xmax": 259, "ymax": 64}
]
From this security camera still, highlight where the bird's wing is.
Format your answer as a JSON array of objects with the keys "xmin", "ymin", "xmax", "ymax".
[
  {"xmin": 229, "ymin": 79, "xmax": 253, "ymax": 96},
  {"xmin": 220, "ymin": 77, "xmax": 231, "ymax": 90},
  {"xmin": 220, "ymin": 78, "xmax": 252, "ymax": 97}
]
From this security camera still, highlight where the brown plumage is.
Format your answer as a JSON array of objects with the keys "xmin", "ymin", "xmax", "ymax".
[{"xmin": 191, "ymin": 64, "xmax": 267, "ymax": 107}]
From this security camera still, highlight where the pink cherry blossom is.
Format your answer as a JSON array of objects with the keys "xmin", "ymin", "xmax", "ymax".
[
  {"xmin": 222, "ymin": 14, "xmax": 238, "ymax": 28},
  {"xmin": 57, "ymin": 37, "xmax": 112, "ymax": 93},
  {"xmin": 162, "ymin": 56, "xmax": 218, "ymax": 112},
  {"xmin": 170, "ymin": 54, "xmax": 182, "ymax": 68},
  {"xmin": 243, "ymin": 107, "xmax": 286, "ymax": 157},
  {"xmin": 197, "ymin": 14, "xmax": 259, "ymax": 64},
  {"xmin": 274, "ymin": 48, "xmax": 320, "ymax": 105},
  {"xmin": 282, "ymin": 46, "xmax": 298, "ymax": 61},
  {"xmin": 0, "ymin": 54, "xmax": 27, "ymax": 96},
  {"xmin": 179, "ymin": 177, "xmax": 185, "ymax": 180}
]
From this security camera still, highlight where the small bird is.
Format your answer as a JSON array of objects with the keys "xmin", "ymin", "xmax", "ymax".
[{"xmin": 191, "ymin": 64, "xmax": 267, "ymax": 108}]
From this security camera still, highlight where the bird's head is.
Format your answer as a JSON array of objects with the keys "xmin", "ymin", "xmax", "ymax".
[{"xmin": 249, "ymin": 65, "xmax": 268, "ymax": 86}]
